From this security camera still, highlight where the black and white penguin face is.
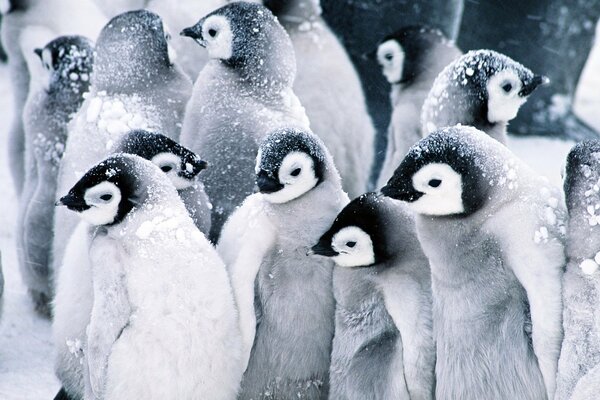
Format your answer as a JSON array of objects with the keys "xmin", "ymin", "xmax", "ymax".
[
  {"xmin": 255, "ymin": 128, "xmax": 326, "ymax": 204},
  {"xmin": 115, "ymin": 130, "xmax": 208, "ymax": 191},
  {"xmin": 486, "ymin": 69, "xmax": 546, "ymax": 123},
  {"xmin": 34, "ymin": 35, "xmax": 94, "ymax": 92},
  {"xmin": 377, "ymin": 39, "xmax": 404, "ymax": 84},
  {"xmin": 381, "ymin": 126, "xmax": 489, "ymax": 217},
  {"xmin": 327, "ymin": 226, "xmax": 375, "ymax": 267},
  {"xmin": 57, "ymin": 156, "xmax": 140, "ymax": 226},
  {"xmin": 189, "ymin": 14, "xmax": 233, "ymax": 60}
]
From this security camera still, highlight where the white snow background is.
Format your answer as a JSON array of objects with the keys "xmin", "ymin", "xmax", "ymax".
[{"xmin": 1, "ymin": 22, "xmax": 600, "ymax": 400}]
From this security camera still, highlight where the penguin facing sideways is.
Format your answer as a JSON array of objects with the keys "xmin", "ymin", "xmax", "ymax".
[
  {"xmin": 264, "ymin": 0, "xmax": 375, "ymax": 198},
  {"xmin": 180, "ymin": 1, "xmax": 309, "ymax": 242},
  {"xmin": 56, "ymin": 153, "xmax": 243, "ymax": 400},
  {"xmin": 52, "ymin": 130, "xmax": 210, "ymax": 400},
  {"xmin": 0, "ymin": 0, "xmax": 106, "ymax": 195},
  {"xmin": 311, "ymin": 192, "xmax": 434, "ymax": 400},
  {"xmin": 381, "ymin": 125, "xmax": 566, "ymax": 400},
  {"xmin": 53, "ymin": 9, "xmax": 192, "ymax": 288},
  {"xmin": 421, "ymin": 49, "xmax": 547, "ymax": 144},
  {"xmin": 375, "ymin": 26, "xmax": 461, "ymax": 189},
  {"xmin": 218, "ymin": 128, "xmax": 347, "ymax": 399},
  {"xmin": 555, "ymin": 140, "xmax": 600, "ymax": 400},
  {"xmin": 16, "ymin": 35, "xmax": 94, "ymax": 316}
]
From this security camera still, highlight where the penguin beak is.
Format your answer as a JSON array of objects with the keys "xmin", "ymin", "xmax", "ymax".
[
  {"xmin": 256, "ymin": 170, "xmax": 284, "ymax": 194},
  {"xmin": 380, "ymin": 181, "xmax": 423, "ymax": 202},
  {"xmin": 310, "ymin": 241, "xmax": 339, "ymax": 257},
  {"xmin": 56, "ymin": 193, "xmax": 89, "ymax": 211},
  {"xmin": 179, "ymin": 157, "xmax": 208, "ymax": 180},
  {"xmin": 519, "ymin": 75, "xmax": 549, "ymax": 97},
  {"xmin": 181, "ymin": 22, "xmax": 206, "ymax": 47},
  {"xmin": 34, "ymin": 48, "xmax": 43, "ymax": 59}
]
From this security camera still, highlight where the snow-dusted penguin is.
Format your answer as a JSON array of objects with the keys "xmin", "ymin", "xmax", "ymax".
[
  {"xmin": 180, "ymin": 1, "xmax": 309, "ymax": 241},
  {"xmin": 52, "ymin": 129, "xmax": 210, "ymax": 400},
  {"xmin": 311, "ymin": 192, "xmax": 434, "ymax": 400},
  {"xmin": 381, "ymin": 125, "xmax": 566, "ymax": 400},
  {"xmin": 0, "ymin": 0, "xmax": 105, "ymax": 195},
  {"xmin": 218, "ymin": 128, "xmax": 347, "ymax": 399},
  {"xmin": 264, "ymin": 0, "xmax": 375, "ymax": 198},
  {"xmin": 421, "ymin": 50, "xmax": 547, "ymax": 144},
  {"xmin": 56, "ymin": 154, "xmax": 243, "ymax": 400},
  {"xmin": 53, "ymin": 9, "xmax": 192, "ymax": 283},
  {"xmin": 375, "ymin": 26, "xmax": 461, "ymax": 189},
  {"xmin": 16, "ymin": 35, "xmax": 93, "ymax": 316},
  {"xmin": 556, "ymin": 140, "xmax": 600, "ymax": 400}
]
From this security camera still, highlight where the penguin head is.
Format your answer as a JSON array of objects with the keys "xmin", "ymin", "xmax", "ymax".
[
  {"xmin": 312, "ymin": 193, "xmax": 391, "ymax": 267},
  {"xmin": 34, "ymin": 35, "xmax": 94, "ymax": 93},
  {"xmin": 94, "ymin": 10, "xmax": 173, "ymax": 90},
  {"xmin": 255, "ymin": 128, "xmax": 327, "ymax": 204},
  {"xmin": 114, "ymin": 130, "xmax": 208, "ymax": 190},
  {"xmin": 181, "ymin": 2, "xmax": 295, "ymax": 85},
  {"xmin": 376, "ymin": 25, "xmax": 449, "ymax": 86},
  {"xmin": 56, "ymin": 155, "xmax": 143, "ymax": 226},
  {"xmin": 381, "ymin": 126, "xmax": 492, "ymax": 217}
]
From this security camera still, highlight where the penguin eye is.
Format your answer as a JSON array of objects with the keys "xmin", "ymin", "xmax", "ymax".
[
  {"xmin": 501, "ymin": 82, "xmax": 513, "ymax": 93},
  {"xmin": 165, "ymin": 32, "xmax": 172, "ymax": 41},
  {"xmin": 428, "ymin": 179, "xmax": 442, "ymax": 188},
  {"xmin": 161, "ymin": 165, "xmax": 173, "ymax": 173},
  {"xmin": 290, "ymin": 168, "xmax": 301, "ymax": 177},
  {"xmin": 208, "ymin": 28, "xmax": 217, "ymax": 38},
  {"xmin": 100, "ymin": 194, "xmax": 113, "ymax": 201},
  {"xmin": 346, "ymin": 241, "xmax": 356, "ymax": 248},
  {"xmin": 384, "ymin": 53, "xmax": 393, "ymax": 61}
]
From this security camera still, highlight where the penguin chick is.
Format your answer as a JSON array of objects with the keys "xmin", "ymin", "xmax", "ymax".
[
  {"xmin": 375, "ymin": 26, "xmax": 462, "ymax": 189},
  {"xmin": 555, "ymin": 140, "xmax": 600, "ymax": 400},
  {"xmin": 381, "ymin": 125, "xmax": 566, "ymax": 400},
  {"xmin": 180, "ymin": 1, "xmax": 309, "ymax": 242},
  {"xmin": 312, "ymin": 192, "xmax": 434, "ymax": 400},
  {"xmin": 218, "ymin": 128, "xmax": 347, "ymax": 399},
  {"xmin": 53, "ymin": 9, "xmax": 192, "ymax": 290},
  {"xmin": 52, "ymin": 129, "xmax": 210, "ymax": 400},
  {"xmin": 56, "ymin": 154, "xmax": 243, "ymax": 400},
  {"xmin": 265, "ymin": 0, "xmax": 376, "ymax": 198},
  {"xmin": 17, "ymin": 34, "xmax": 93, "ymax": 316},
  {"xmin": 421, "ymin": 49, "xmax": 547, "ymax": 144}
]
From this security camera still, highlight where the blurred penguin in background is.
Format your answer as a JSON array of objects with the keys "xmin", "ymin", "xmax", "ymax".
[{"xmin": 265, "ymin": 0, "xmax": 375, "ymax": 197}]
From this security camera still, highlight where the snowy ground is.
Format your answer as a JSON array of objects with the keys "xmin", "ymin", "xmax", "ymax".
[{"xmin": 1, "ymin": 25, "xmax": 600, "ymax": 400}]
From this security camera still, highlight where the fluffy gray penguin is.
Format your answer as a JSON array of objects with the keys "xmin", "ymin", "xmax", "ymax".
[
  {"xmin": 0, "ymin": 0, "xmax": 105, "ymax": 195},
  {"xmin": 421, "ymin": 50, "xmax": 547, "ymax": 144},
  {"xmin": 218, "ymin": 128, "xmax": 347, "ymax": 399},
  {"xmin": 56, "ymin": 154, "xmax": 243, "ymax": 400},
  {"xmin": 555, "ymin": 140, "xmax": 600, "ymax": 400},
  {"xmin": 52, "ymin": 130, "xmax": 210, "ymax": 400},
  {"xmin": 311, "ymin": 192, "xmax": 434, "ymax": 400},
  {"xmin": 264, "ymin": 0, "xmax": 375, "ymax": 198},
  {"xmin": 16, "ymin": 35, "xmax": 94, "ymax": 316},
  {"xmin": 375, "ymin": 26, "xmax": 462, "ymax": 189},
  {"xmin": 53, "ymin": 9, "xmax": 192, "ymax": 287},
  {"xmin": 180, "ymin": 1, "xmax": 309, "ymax": 242},
  {"xmin": 381, "ymin": 125, "xmax": 566, "ymax": 400}
]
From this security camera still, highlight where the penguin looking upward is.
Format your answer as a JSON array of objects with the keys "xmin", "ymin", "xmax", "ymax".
[
  {"xmin": 556, "ymin": 140, "xmax": 600, "ymax": 399},
  {"xmin": 52, "ymin": 130, "xmax": 210, "ymax": 400},
  {"xmin": 421, "ymin": 50, "xmax": 547, "ymax": 144},
  {"xmin": 218, "ymin": 128, "xmax": 347, "ymax": 399},
  {"xmin": 264, "ymin": 0, "xmax": 376, "ymax": 198},
  {"xmin": 53, "ymin": 10, "xmax": 192, "ymax": 288},
  {"xmin": 16, "ymin": 35, "xmax": 94, "ymax": 316},
  {"xmin": 312, "ymin": 192, "xmax": 434, "ymax": 399},
  {"xmin": 56, "ymin": 154, "xmax": 243, "ymax": 400},
  {"xmin": 375, "ymin": 26, "xmax": 462, "ymax": 189},
  {"xmin": 180, "ymin": 1, "xmax": 309, "ymax": 242},
  {"xmin": 381, "ymin": 125, "xmax": 566, "ymax": 400}
]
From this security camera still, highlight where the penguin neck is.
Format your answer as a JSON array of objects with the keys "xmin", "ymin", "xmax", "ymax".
[
  {"xmin": 276, "ymin": 0, "xmax": 322, "ymax": 24},
  {"xmin": 483, "ymin": 122, "xmax": 508, "ymax": 145}
]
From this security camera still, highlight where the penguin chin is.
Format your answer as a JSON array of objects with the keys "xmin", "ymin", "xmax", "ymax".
[
  {"xmin": 169, "ymin": 175, "xmax": 194, "ymax": 191},
  {"xmin": 261, "ymin": 177, "xmax": 318, "ymax": 204},
  {"xmin": 408, "ymin": 195, "xmax": 464, "ymax": 216},
  {"xmin": 78, "ymin": 206, "xmax": 117, "ymax": 226}
]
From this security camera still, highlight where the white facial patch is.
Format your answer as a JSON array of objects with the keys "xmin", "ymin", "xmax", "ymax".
[
  {"xmin": 486, "ymin": 69, "xmax": 526, "ymax": 123},
  {"xmin": 163, "ymin": 24, "xmax": 177, "ymax": 64},
  {"xmin": 377, "ymin": 40, "xmax": 404, "ymax": 84},
  {"xmin": 262, "ymin": 152, "xmax": 318, "ymax": 204},
  {"xmin": 410, "ymin": 163, "xmax": 464, "ymax": 216},
  {"xmin": 331, "ymin": 226, "xmax": 375, "ymax": 267},
  {"xmin": 40, "ymin": 48, "xmax": 54, "ymax": 91},
  {"xmin": 151, "ymin": 152, "xmax": 191, "ymax": 190},
  {"xmin": 202, "ymin": 15, "xmax": 233, "ymax": 60},
  {"xmin": 81, "ymin": 181, "xmax": 122, "ymax": 225}
]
